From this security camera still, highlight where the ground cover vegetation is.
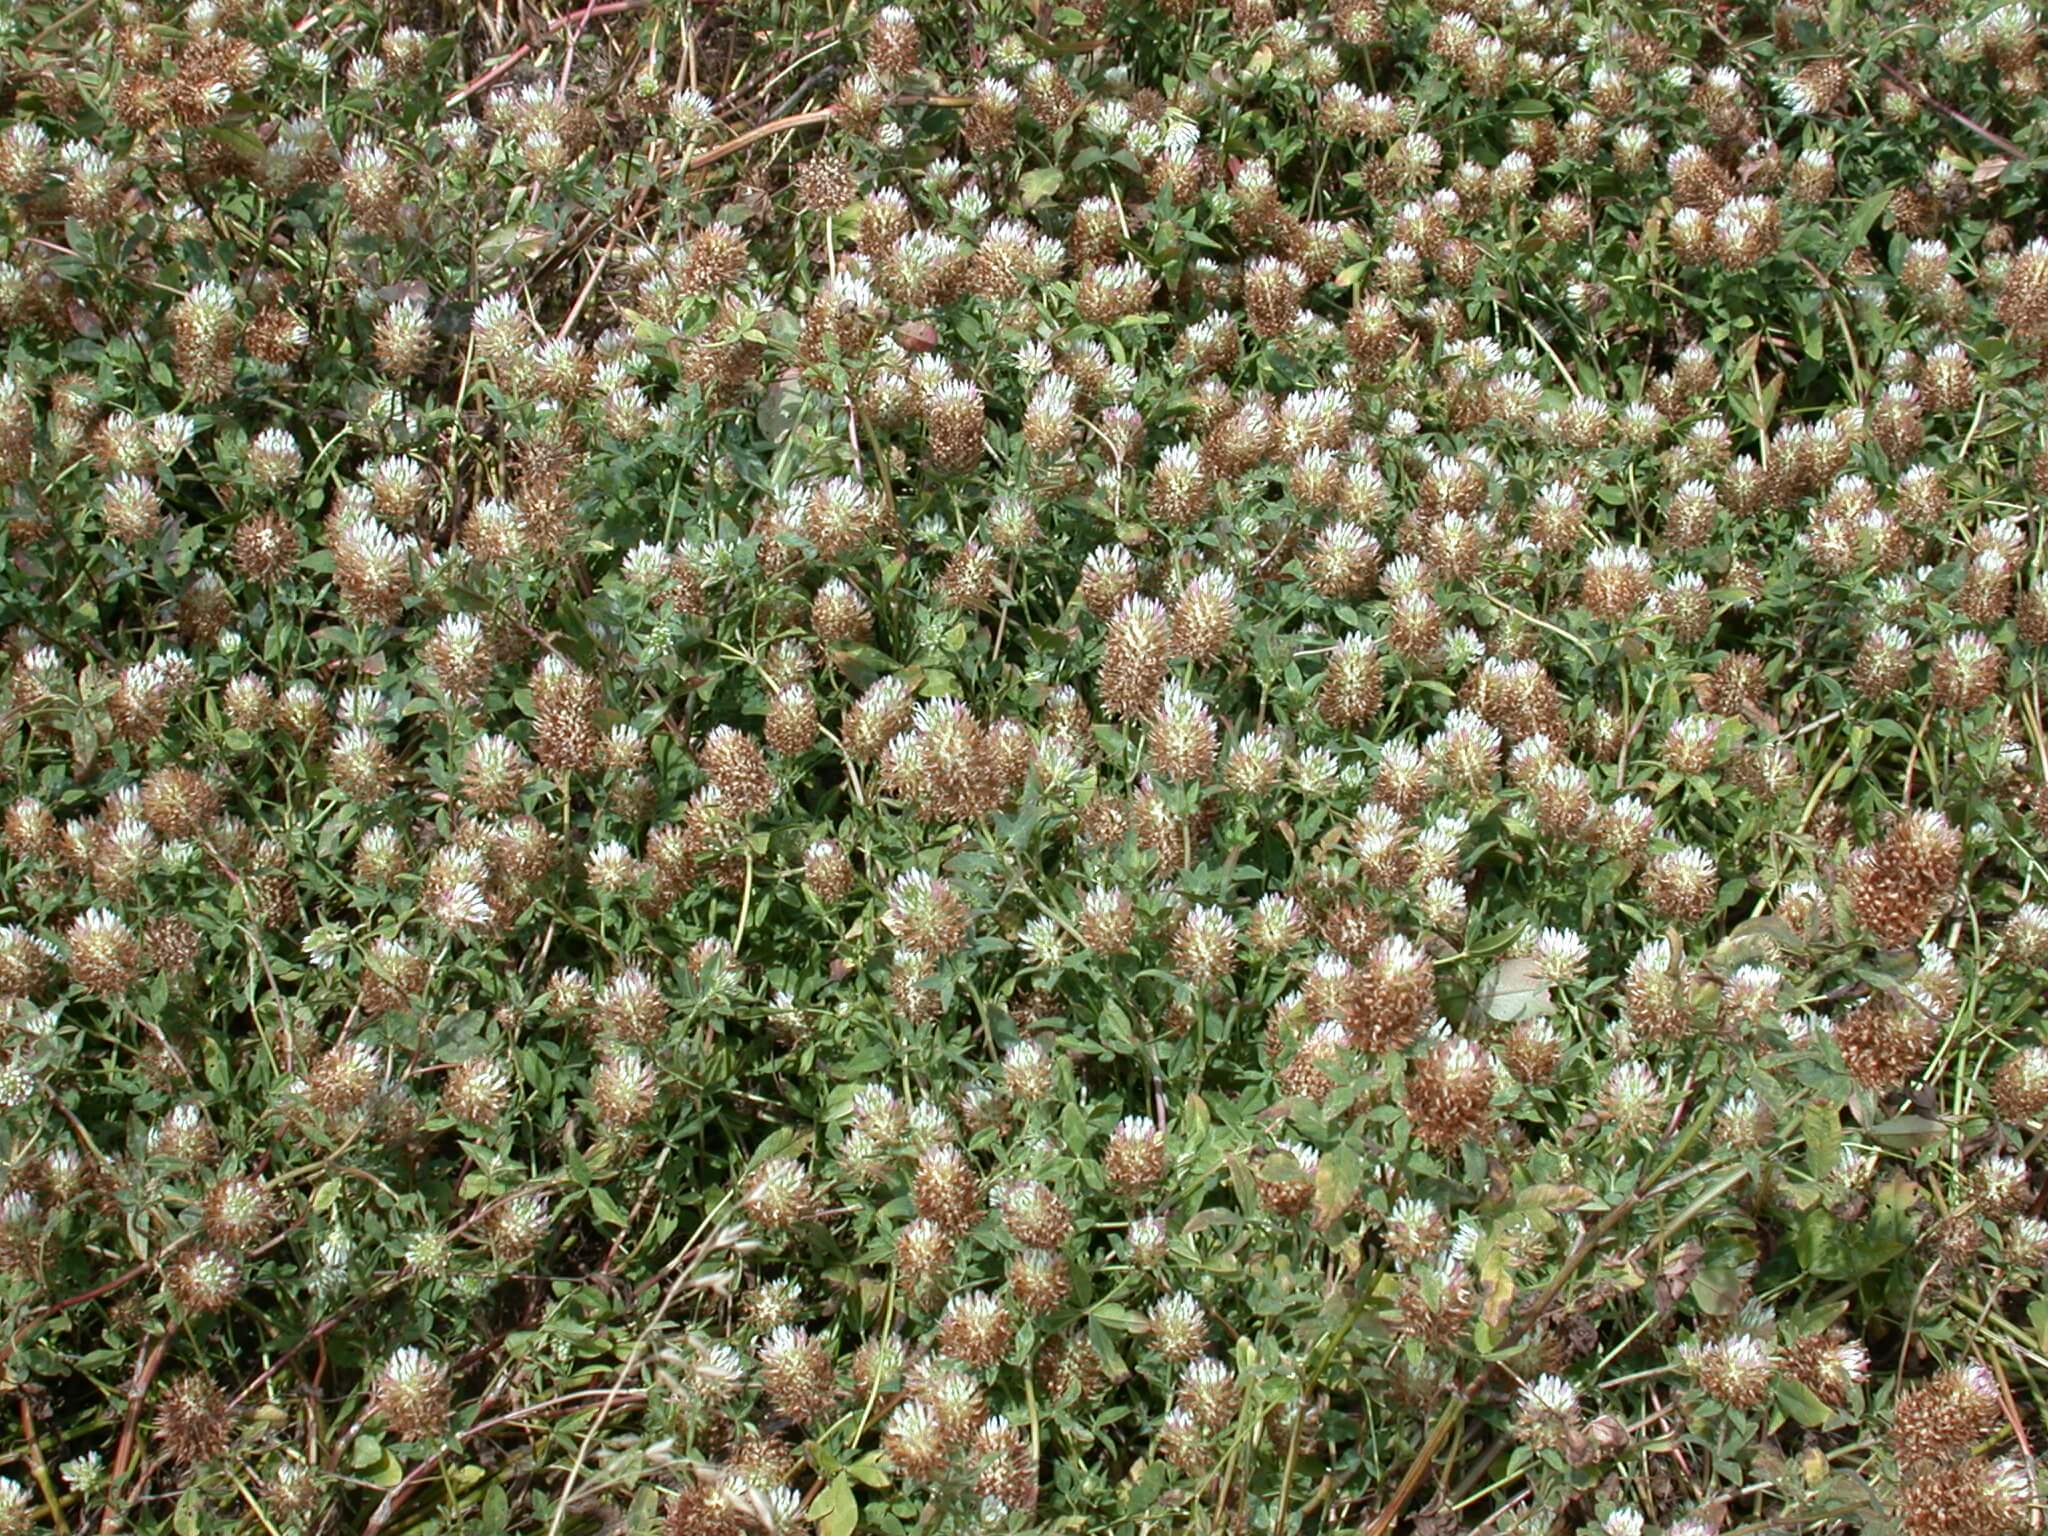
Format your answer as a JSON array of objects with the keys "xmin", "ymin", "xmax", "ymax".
[{"xmin": 0, "ymin": 0, "xmax": 2046, "ymax": 1530}]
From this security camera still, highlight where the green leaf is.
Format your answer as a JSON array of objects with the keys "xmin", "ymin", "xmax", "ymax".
[
  {"xmin": 1475, "ymin": 956, "xmax": 1551, "ymax": 1023},
  {"xmin": 1868, "ymin": 1114, "xmax": 1943, "ymax": 1150},
  {"xmin": 1798, "ymin": 311, "xmax": 1826, "ymax": 361},
  {"xmin": 1775, "ymin": 1377, "xmax": 1834, "ymax": 1429},
  {"xmin": 202, "ymin": 1035, "xmax": 233, "ymax": 1095},
  {"xmin": 810, "ymin": 1472, "xmax": 859, "ymax": 1536},
  {"xmin": 1688, "ymin": 1263, "xmax": 1745, "ymax": 1317},
  {"xmin": 1795, "ymin": 1203, "xmax": 1912, "ymax": 1281},
  {"xmin": 755, "ymin": 377, "xmax": 805, "ymax": 444},
  {"xmin": 1515, "ymin": 1184, "xmax": 1594, "ymax": 1213},
  {"xmin": 479, "ymin": 223, "xmax": 554, "ymax": 270},
  {"xmin": 587, "ymin": 1185, "xmax": 627, "ymax": 1228},
  {"xmin": 1257, "ymin": 1150, "xmax": 1308, "ymax": 1185},
  {"xmin": 1020, "ymin": 167, "xmax": 1064, "ymax": 206},
  {"xmin": 842, "ymin": 1456, "xmax": 891, "ymax": 1489},
  {"xmin": 68, "ymin": 719, "xmax": 99, "ymax": 775},
  {"xmin": 209, "ymin": 125, "xmax": 269, "ymax": 162},
  {"xmin": 1844, "ymin": 185, "xmax": 1893, "ymax": 246},
  {"xmin": 1312, "ymin": 1143, "xmax": 1361, "ymax": 1230},
  {"xmin": 1802, "ymin": 1103, "xmax": 1841, "ymax": 1182}
]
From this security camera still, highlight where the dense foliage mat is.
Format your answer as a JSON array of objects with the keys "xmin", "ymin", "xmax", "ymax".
[{"xmin": 0, "ymin": 0, "xmax": 2046, "ymax": 1530}]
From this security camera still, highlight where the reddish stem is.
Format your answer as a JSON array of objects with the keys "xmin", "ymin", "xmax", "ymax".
[
  {"xmin": 103, "ymin": 1327, "xmax": 176, "ymax": 1522},
  {"xmin": 447, "ymin": 44, "xmax": 532, "ymax": 107}
]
